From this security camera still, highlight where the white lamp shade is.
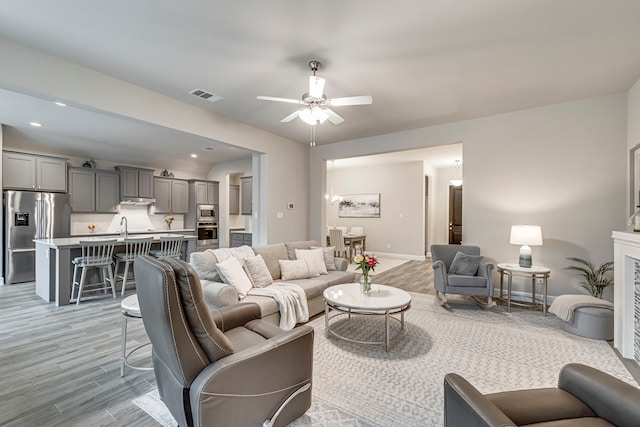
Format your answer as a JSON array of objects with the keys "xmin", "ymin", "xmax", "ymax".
[{"xmin": 509, "ymin": 225, "xmax": 543, "ymax": 246}]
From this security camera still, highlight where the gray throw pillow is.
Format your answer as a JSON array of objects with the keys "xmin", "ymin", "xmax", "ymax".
[{"xmin": 449, "ymin": 251, "xmax": 483, "ymax": 276}]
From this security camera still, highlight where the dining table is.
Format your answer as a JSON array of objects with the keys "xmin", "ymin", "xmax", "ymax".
[{"xmin": 326, "ymin": 233, "xmax": 366, "ymax": 261}]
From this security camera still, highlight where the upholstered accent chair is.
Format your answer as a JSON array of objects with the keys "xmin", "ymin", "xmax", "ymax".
[
  {"xmin": 134, "ymin": 256, "xmax": 314, "ymax": 427},
  {"xmin": 431, "ymin": 244, "xmax": 495, "ymax": 308},
  {"xmin": 444, "ymin": 363, "xmax": 640, "ymax": 426}
]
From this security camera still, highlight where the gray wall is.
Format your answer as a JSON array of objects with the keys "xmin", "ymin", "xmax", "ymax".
[
  {"xmin": 311, "ymin": 93, "xmax": 628, "ymax": 298},
  {"xmin": 326, "ymin": 161, "xmax": 424, "ymax": 257}
]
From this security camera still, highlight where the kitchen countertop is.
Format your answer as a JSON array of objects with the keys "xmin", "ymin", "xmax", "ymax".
[
  {"xmin": 35, "ymin": 233, "xmax": 196, "ymax": 249},
  {"xmin": 230, "ymin": 230, "xmax": 252, "ymax": 234},
  {"xmin": 71, "ymin": 228, "xmax": 195, "ymax": 237}
]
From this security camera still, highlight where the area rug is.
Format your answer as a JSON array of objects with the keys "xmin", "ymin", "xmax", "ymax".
[{"xmin": 134, "ymin": 292, "xmax": 636, "ymax": 426}]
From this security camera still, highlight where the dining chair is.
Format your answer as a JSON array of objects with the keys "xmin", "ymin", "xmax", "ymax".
[
  {"xmin": 349, "ymin": 227, "xmax": 364, "ymax": 256},
  {"xmin": 114, "ymin": 236, "xmax": 153, "ymax": 295},
  {"xmin": 336, "ymin": 226, "xmax": 347, "ymax": 234},
  {"xmin": 329, "ymin": 228, "xmax": 348, "ymax": 258},
  {"xmin": 71, "ymin": 239, "xmax": 117, "ymax": 305}
]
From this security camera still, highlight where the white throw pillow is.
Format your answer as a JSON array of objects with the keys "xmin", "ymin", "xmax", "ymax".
[
  {"xmin": 216, "ymin": 257, "xmax": 253, "ymax": 298},
  {"xmin": 279, "ymin": 259, "xmax": 313, "ymax": 281},
  {"xmin": 306, "ymin": 257, "xmax": 328, "ymax": 275},
  {"xmin": 243, "ymin": 254, "xmax": 273, "ymax": 288},
  {"xmin": 310, "ymin": 246, "xmax": 337, "ymax": 271}
]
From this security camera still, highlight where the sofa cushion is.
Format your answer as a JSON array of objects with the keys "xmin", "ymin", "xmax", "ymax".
[
  {"xmin": 295, "ymin": 248, "xmax": 328, "ymax": 275},
  {"xmin": 449, "ymin": 251, "xmax": 483, "ymax": 276},
  {"xmin": 189, "ymin": 250, "xmax": 220, "ymax": 281},
  {"xmin": 281, "ymin": 270, "xmax": 356, "ymax": 300},
  {"xmin": 162, "ymin": 258, "xmax": 235, "ymax": 362},
  {"xmin": 311, "ymin": 246, "xmax": 337, "ymax": 271},
  {"xmin": 216, "ymin": 257, "xmax": 253, "ymax": 298},
  {"xmin": 243, "ymin": 254, "xmax": 273, "ymax": 288},
  {"xmin": 252, "ymin": 243, "xmax": 288, "ymax": 280},
  {"xmin": 279, "ymin": 259, "xmax": 321, "ymax": 281},
  {"xmin": 284, "ymin": 240, "xmax": 319, "ymax": 260}
]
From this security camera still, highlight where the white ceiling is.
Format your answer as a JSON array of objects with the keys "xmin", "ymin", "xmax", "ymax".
[{"xmin": 0, "ymin": 0, "xmax": 639, "ymax": 168}]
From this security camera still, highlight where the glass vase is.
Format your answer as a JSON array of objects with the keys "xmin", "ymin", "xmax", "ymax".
[
  {"xmin": 360, "ymin": 273, "xmax": 372, "ymax": 294},
  {"xmin": 167, "ymin": 223, "xmax": 172, "ymax": 230}
]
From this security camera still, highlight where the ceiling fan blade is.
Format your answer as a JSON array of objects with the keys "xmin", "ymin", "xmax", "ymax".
[
  {"xmin": 280, "ymin": 110, "xmax": 301, "ymax": 123},
  {"xmin": 309, "ymin": 76, "xmax": 325, "ymax": 99},
  {"xmin": 257, "ymin": 96, "xmax": 305, "ymax": 105},
  {"xmin": 324, "ymin": 108, "xmax": 345, "ymax": 125},
  {"xmin": 327, "ymin": 95, "xmax": 373, "ymax": 107}
]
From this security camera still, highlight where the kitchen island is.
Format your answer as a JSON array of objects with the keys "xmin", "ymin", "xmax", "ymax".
[{"xmin": 34, "ymin": 233, "xmax": 197, "ymax": 306}]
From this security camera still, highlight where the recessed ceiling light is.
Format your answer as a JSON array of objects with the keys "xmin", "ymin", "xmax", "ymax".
[
  {"xmin": 190, "ymin": 153, "xmax": 198, "ymax": 158},
  {"xmin": 29, "ymin": 122, "xmax": 42, "ymax": 127},
  {"xmin": 54, "ymin": 101, "xmax": 66, "ymax": 107}
]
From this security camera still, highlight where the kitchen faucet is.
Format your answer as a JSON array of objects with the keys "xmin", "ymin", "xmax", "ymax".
[{"xmin": 120, "ymin": 216, "xmax": 128, "ymax": 237}]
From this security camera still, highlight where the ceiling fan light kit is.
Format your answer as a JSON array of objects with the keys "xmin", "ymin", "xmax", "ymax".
[{"xmin": 257, "ymin": 60, "xmax": 373, "ymax": 133}]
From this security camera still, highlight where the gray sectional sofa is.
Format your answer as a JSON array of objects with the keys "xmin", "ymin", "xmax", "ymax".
[{"xmin": 189, "ymin": 240, "xmax": 356, "ymax": 325}]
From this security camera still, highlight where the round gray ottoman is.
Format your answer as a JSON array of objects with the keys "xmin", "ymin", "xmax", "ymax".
[{"xmin": 559, "ymin": 305, "xmax": 614, "ymax": 340}]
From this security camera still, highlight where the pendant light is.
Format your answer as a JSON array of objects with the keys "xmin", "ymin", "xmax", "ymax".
[
  {"xmin": 449, "ymin": 159, "xmax": 463, "ymax": 186},
  {"xmin": 324, "ymin": 160, "xmax": 343, "ymax": 205}
]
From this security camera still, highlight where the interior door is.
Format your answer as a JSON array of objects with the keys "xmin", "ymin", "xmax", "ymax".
[{"xmin": 448, "ymin": 185, "xmax": 462, "ymax": 244}]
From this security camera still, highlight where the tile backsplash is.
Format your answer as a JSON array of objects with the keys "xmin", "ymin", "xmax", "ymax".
[{"xmin": 71, "ymin": 205, "xmax": 184, "ymax": 235}]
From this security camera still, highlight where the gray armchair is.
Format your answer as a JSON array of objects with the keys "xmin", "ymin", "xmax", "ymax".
[
  {"xmin": 444, "ymin": 363, "xmax": 640, "ymax": 426},
  {"xmin": 431, "ymin": 244, "xmax": 494, "ymax": 308},
  {"xmin": 134, "ymin": 256, "xmax": 314, "ymax": 427}
]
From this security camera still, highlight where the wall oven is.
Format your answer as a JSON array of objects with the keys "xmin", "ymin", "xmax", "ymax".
[{"xmin": 197, "ymin": 220, "xmax": 218, "ymax": 247}]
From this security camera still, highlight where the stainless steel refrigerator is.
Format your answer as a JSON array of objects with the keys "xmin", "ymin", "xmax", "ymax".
[{"xmin": 4, "ymin": 191, "xmax": 71, "ymax": 284}]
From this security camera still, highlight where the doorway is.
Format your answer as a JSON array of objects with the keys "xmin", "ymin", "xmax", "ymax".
[{"xmin": 448, "ymin": 185, "xmax": 462, "ymax": 244}]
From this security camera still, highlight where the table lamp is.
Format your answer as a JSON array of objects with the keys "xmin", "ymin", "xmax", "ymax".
[{"xmin": 509, "ymin": 225, "xmax": 543, "ymax": 268}]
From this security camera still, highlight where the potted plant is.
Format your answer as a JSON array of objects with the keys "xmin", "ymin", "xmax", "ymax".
[{"xmin": 564, "ymin": 257, "xmax": 614, "ymax": 298}]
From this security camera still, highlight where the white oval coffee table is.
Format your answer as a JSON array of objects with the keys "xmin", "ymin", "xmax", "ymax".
[{"xmin": 323, "ymin": 283, "xmax": 411, "ymax": 351}]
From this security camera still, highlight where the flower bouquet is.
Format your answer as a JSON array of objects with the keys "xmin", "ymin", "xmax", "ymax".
[
  {"xmin": 354, "ymin": 253, "xmax": 379, "ymax": 294},
  {"xmin": 165, "ymin": 215, "xmax": 175, "ymax": 230},
  {"xmin": 88, "ymin": 224, "xmax": 96, "ymax": 233}
]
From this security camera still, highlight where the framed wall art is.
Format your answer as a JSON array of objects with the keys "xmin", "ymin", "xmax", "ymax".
[{"xmin": 338, "ymin": 193, "xmax": 380, "ymax": 218}]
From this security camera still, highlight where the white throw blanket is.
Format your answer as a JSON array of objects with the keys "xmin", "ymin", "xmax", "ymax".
[
  {"xmin": 248, "ymin": 283, "xmax": 309, "ymax": 330},
  {"xmin": 206, "ymin": 245, "xmax": 254, "ymax": 263},
  {"xmin": 548, "ymin": 294, "xmax": 613, "ymax": 322}
]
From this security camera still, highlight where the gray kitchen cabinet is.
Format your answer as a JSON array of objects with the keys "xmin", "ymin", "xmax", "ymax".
[
  {"xmin": 68, "ymin": 168, "xmax": 95, "ymax": 212},
  {"xmin": 230, "ymin": 232, "xmax": 252, "ymax": 248},
  {"xmin": 115, "ymin": 166, "xmax": 154, "ymax": 199},
  {"xmin": 95, "ymin": 170, "xmax": 119, "ymax": 212},
  {"xmin": 240, "ymin": 176, "xmax": 252, "ymax": 215},
  {"xmin": 69, "ymin": 167, "xmax": 119, "ymax": 213},
  {"xmin": 154, "ymin": 177, "xmax": 189, "ymax": 214},
  {"xmin": 191, "ymin": 180, "xmax": 219, "ymax": 205},
  {"xmin": 3, "ymin": 151, "xmax": 67, "ymax": 192},
  {"xmin": 229, "ymin": 184, "xmax": 240, "ymax": 215}
]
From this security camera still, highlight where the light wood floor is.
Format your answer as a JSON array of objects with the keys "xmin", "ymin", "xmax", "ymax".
[{"xmin": 0, "ymin": 281, "xmax": 159, "ymax": 426}]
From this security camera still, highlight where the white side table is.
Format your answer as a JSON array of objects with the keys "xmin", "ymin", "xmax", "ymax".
[{"xmin": 496, "ymin": 263, "xmax": 551, "ymax": 315}]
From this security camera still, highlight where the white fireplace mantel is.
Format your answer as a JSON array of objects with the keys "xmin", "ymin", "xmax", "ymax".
[{"xmin": 611, "ymin": 231, "xmax": 640, "ymax": 361}]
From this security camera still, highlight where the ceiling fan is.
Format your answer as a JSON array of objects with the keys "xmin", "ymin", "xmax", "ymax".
[{"xmin": 257, "ymin": 60, "xmax": 373, "ymax": 126}]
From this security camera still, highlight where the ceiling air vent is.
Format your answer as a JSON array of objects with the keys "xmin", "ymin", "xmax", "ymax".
[{"xmin": 189, "ymin": 88, "xmax": 223, "ymax": 103}]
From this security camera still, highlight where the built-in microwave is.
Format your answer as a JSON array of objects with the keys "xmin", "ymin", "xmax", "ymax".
[{"xmin": 197, "ymin": 204, "xmax": 218, "ymax": 220}]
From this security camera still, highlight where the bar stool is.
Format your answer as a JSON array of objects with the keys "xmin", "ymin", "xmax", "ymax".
[
  {"xmin": 120, "ymin": 294, "xmax": 152, "ymax": 377},
  {"xmin": 150, "ymin": 235, "xmax": 184, "ymax": 259},
  {"xmin": 114, "ymin": 237, "xmax": 153, "ymax": 296},
  {"xmin": 71, "ymin": 239, "xmax": 117, "ymax": 305}
]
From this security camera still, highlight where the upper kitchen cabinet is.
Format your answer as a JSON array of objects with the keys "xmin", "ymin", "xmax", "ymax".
[
  {"xmin": 3, "ymin": 151, "xmax": 67, "ymax": 192},
  {"xmin": 115, "ymin": 166, "xmax": 154, "ymax": 199},
  {"xmin": 154, "ymin": 177, "xmax": 189, "ymax": 214},
  {"xmin": 68, "ymin": 167, "xmax": 119, "ymax": 213},
  {"xmin": 189, "ymin": 180, "xmax": 219, "ymax": 205},
  {"xmin": 229, "ymin": 184, "xmax": 240, "ymax": 215},
  {"xmin": 240, "ymin": 176, "xmax": 252, "ymax": 215}
]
